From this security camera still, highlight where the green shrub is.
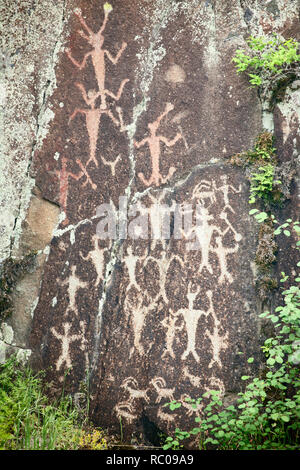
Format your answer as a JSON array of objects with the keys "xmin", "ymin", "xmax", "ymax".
[
  {"xmin": 232, "ymin": 34, "xmax": 299, "ymax": 101},
  {"xmin": 0, "ymin": 357, "xmax": 83, "ymax": 450}
]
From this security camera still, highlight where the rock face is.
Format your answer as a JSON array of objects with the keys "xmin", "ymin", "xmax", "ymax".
[{"xmin": 1, "ymin": 0, "xmax": 299, "ymax": 443}]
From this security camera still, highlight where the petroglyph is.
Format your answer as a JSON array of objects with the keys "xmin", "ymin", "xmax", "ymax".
[
  {"xmin": 123, "ymin": 246, "xmax": 142, "ymax": 293},
  {"xmin": 62, "ymin": 265, "xmax": 88, "ymax": 315},
  {"xmin": 66, "ymin": 6, "xmax": 127, "ymax": 110},
  {"xmin": 216, "ymin": 175, "xmax": 242, "ymax": 213},
  {"xmin": 126, "ymin": 295, "xmax": 154, "ymax": 357},
  {"xmin": 67, "ymin": 4, "xmax": 128, "ymax": 172},
  {"xmin": 162, "ymin": 311, "xmax": 183, "ymax": 359},
  {"xmin": 113, "ymin": 401, "xmax": 136, "ymax": 424},
  {"xmin": 54, "ymin": 157, "xmax": 92, "ymax": 226},
  {"xmin": 101, "ymin": 154, "xmax": 121, "ymax": 176},
  {"xmin": 69, "ymin": 84, "xmax": 127, "ymax": 168},
  {"xmin": 120, "ymin": 377, "xmax": 150, "ymax": 403},
  {"xmin": 157, "ymin": 407, "xmax": 175, "ymax": 426},
  {"xmin": 212, "ymin": 236, "xmax": 238, "ymax": 284},
  {"xmin": 178, "ymin": 284, "xmax": 213, "ymax": 362},
  {"xmin": 134, "ymin": 103, "xmax": 183, "ymax": 187},
  {"xmin": 80, "ymin": 235, "xmax": 107, "ymax": 287},
  {"xmin": 180, "ymin": 393, "xmax": 202, "ymax": 417},
  {"xmin": 183, "ymin": 177, "xmax": 242, "ymax": 283},
  {"xmin": 50, "ymin": 321, "xmax": 85, "ymax": 371},
  {"xmin": 182, "ymin": 366, "xmax": 201, "ymax": 387},
  {"xmin": 150, "ymin": 377, "xmax": 175, "ymax": 404},
  {"xmin": 206, "ymin": 291, "xmax": 229, "ymax": 369}
]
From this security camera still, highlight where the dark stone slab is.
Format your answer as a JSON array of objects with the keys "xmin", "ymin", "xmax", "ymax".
[{"xmin": 25, "ymin": 0, "xmax": 299, "ymax": 443}]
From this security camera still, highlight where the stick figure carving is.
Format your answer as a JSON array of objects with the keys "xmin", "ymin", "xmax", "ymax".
[
  {"xmin": 62, "ymin": 265, "xmax": 88, "ymax": 316},
  {"xmin": 205, "ymin": 291, "xmax": 229, "ymax": 368},
  {"xmin": 80, "ymin": 235, "xmax": 106, "ymax": 287},
  {"xmin": 50, "ymin": 321, "xmax": 84, "ymax": 371},
  {"xmin": 54, "ymin": 157, "xmax": 95, "ymax": 226},
  {"xmin": 70, "ymin": 84, "xmax": 127, "ymax": 168},
  {"xmin": 178, "ymin": 284, "xmax": 213, "ymax": 362},
  {"xmin": 134, "ymin": 103, "xmax": 183, "ymax": 187},
  {"xmin": 66, "ymin": 6, "xmax": 128, "ymax": 110}
]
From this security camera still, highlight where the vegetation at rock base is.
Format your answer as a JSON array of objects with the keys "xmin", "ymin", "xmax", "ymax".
[{"xmin": 0, "ymin": 357, "xmax": 108, "ymax": 450}]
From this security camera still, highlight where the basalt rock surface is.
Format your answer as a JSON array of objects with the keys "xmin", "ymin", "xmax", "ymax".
[{"xmin": 1, "ymin": 0, "xmax": 299, "ymax": 444}]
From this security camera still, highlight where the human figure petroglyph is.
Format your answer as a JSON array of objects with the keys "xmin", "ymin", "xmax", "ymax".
[
  {"xmin": 50, "ymin": 321, "xmax": 85, "ymax": 371},
  {"xmin": 54, "ymin": 157, "xmax": 92, "ymax": 226},
  {"xmin": 127, "ymin": 295, "xmax": 155, "ymax": 358},
  {"xmin": 182, "ymin": 177, "xmax": 242, "ymax": 282},
  {"xmin": 212, "ymin": 236, "xmax": 239, "ymax": 284},
  {"xmin": 184, "ymin": 205, "xmax": 218, "ymax": 273},
  {"xmin": 80, "ymin": 235, "xmax": 106, "ymax": 287},
  {"xmin": 150, "ymin": 377, "xmax": 175, "ymax": 404},
  {"xmin": 66, "ymin": 5, "xmax": 128, "ymax": 111},
  {"xmin": 120, "ymin": 377, "xmax": 150, "ymax": 403},
  {"xmin": 124, "ymin": 248, "xmax": 184, "ymax": 358},
  {"xmin": 123, "ymin": 247, "xmax": 142, "ymax": 294},
  {"xmin": 162, "ymin": 311, "xmax": 183, "ymax": 360},
  {"xmin": 205, "ymin": 290, "xmax": 229, "ymax": 368},
  {"xmin": 62, "ymin": 265, "xmax": 88, "ymax": 315},
  {"xmin": 134, "ymin": 103, "xmax": 183, "ymax": 187},
  {"xmin": 214, "ymin": 175, "xmax": 242, "ymax": 213},
  {"xmin": 178, "ymin": 285, "xmax": 213, "ymax": 362},
  {"xmin": 70, "ymin": 84, "xmax": 127, "ymax": 168}
]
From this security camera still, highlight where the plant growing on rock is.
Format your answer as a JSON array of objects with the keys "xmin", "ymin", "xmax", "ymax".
[
  {"xmin": 232, "ymin": 34, "xmax": 300, "ymax": 103},
  {"xmin": 231, "ymin": 132, "xmax": 285, "ymax": 207}
]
